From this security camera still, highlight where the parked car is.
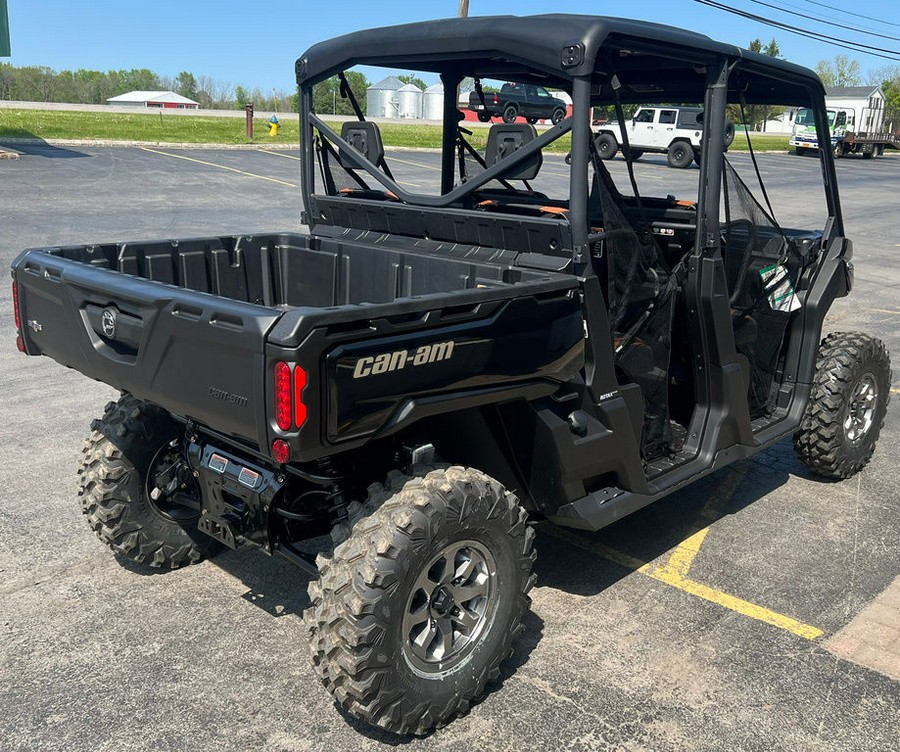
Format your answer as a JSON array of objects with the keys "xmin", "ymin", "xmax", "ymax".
[
  {"xmin": 468, "ymin": 81, "xmax": 568, "ymax": 124},
  {"xmin": 593, "ymin": 106, "xmax": 736, "ymax": 167}
]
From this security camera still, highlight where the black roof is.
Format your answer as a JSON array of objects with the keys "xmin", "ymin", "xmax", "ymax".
[{"xmin": 296, "ymin": 14, "xmax": 823, "ymax": 104}]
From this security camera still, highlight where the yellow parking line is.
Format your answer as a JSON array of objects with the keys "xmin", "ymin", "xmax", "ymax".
[
  {"xmin": 892, "ymin": 387, "xmax": 900, "ymax": 394},
  {"xmin": 659, "ymin": 527, "xmax": 711, "ymax": 579},
  {"xmin": 259, "ymin": 148, "xmax": 422, "ymax": 187},
  {"xmin": 387, "ymin": 155, "xmax": 442, "ymax": 172},
  {"xmin": 139, "ymin": 146, "xmax": 297, "ymax": 187},
  {"xmin": 866, "ymin": 308, "xmax": 900, "ymax": 316},
  {"xmin": 544, "ymin": 521, "xmax": 824, "ymax": 641},
  {"xmin": 258, "ymin": 148, "xmax": 300, "ymax": 161}
]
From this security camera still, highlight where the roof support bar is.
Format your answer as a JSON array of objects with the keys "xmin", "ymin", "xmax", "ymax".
[
  {"xmin": 569, "ymin": 76, "xmax": 591, "ymax": 269},
  {"xmin": 696, "ymin": 58, "xmax": 729, "ymax": 258},
  {"xmin": 440, "ymin": 72, "xmax": 463, "ymax": 195}
]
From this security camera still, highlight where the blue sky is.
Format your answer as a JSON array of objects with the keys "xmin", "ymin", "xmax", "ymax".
[{"xmin": 4, "ymin": 0, "xmax": 894, "ymax": 91}]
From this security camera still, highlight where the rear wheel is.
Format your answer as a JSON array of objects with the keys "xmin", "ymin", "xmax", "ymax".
[
  {"xmin": 551, "ymin": 107, "xmax": 566, "ymax": 125},
  {"xmin": 305, "ymin": 466, "xmax": 535, "ymax": 735},
  {"xmin": 667, "ymin": 140, "xmax": 693, "ymax": 168},
  {"xmin": 793, "ymin": 333, "xmax": 891, "ymax": 479},
  {"xmin": 594, "ymin": 132, "xmax": 618, "ymax": 160},
  {"xmin": 77, "ymin": 394, "xmax": 215, "ymax": 568},
  {"xmin": 502, "ymin": 104, "xmax": 518, "ymax": 123}
]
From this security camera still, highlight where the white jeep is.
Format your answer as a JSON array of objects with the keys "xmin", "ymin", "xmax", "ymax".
[{"xmin": 593, "ymin": 106, "xmax": 735, "ymax": 168}]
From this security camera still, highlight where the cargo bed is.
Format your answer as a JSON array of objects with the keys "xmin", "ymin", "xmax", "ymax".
[{"xmin": 12, "ymin": 232, "xmax": 583, "ymax": 458}]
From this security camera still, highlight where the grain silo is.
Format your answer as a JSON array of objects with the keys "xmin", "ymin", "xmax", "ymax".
[
  {"xmin": 397, "ymin": 83, "xmax": 423, "ymax": 119},
  {"xmin": 366, "ymin": 76, "xmax": 403, "ymax": 118},
  {"xmin": 423, "ymin": 82, "xmax": 444, "ymax": 121}
]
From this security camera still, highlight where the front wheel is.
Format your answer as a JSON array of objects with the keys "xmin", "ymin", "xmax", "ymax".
[
  {"xmin": 667, "ymin": 140, "xmax": 693, "ymax": 168},
  {"xmin": 551, "ymin": 107, "xmax": 566, "ymax": 125},
  {"xmin": 477, "ymin": 112, "xmax": 492, "ymax": 123},
  {"xmin": 833, "ymin": 142, "xmax": 845, "ymax": 159},
  {"xmin": 306, "ymin": 467, "xmax": 535, "ymax": 735},
  {"xmin": 793, "ymin": 332, "xmax": 891, "ymax": 479},
  {"xmin": 77, "ymin": 394, "xmax": 216, "ymax": 568},
  {"xmin": 501, "ymin": 104, "xmax": 518, "ymax": 123}
]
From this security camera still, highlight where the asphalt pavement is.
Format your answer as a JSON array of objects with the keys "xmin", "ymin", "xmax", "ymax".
[{"xmin": 1, "ymin": 142, "xmax": 898, "ymax": 752}]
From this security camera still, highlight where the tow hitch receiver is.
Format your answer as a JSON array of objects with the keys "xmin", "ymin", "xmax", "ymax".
[{"xmin": 188, "ymin": 442, "xmax": 284, "ymax": 549}]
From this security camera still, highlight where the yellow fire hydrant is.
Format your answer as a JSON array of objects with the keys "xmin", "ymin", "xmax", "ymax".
[{"xmin": 268, "ymin": 115, "xmax": 280, "ymax": 137}]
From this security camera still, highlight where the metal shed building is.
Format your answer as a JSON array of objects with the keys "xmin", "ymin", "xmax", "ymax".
[{"xmin": 106, "ymin": 91, "xmax": 200, "ymax": 109}]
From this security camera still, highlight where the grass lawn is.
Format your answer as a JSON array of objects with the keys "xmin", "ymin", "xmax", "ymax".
[{"xmin": 0, "ymin": 107, "xmax": 791, "ymax": 152}]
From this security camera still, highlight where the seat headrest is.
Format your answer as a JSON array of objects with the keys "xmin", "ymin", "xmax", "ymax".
[
  {"xmin": 485, "ymin": 124, "xmax": 542, "ymax": 180},
  {"xmin": 339, "ymin": 121, "xmax": 385, "ymax": 170}
]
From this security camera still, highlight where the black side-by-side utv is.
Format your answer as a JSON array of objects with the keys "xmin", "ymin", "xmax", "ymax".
[{"xmin": 11, "ymin": 14, "xmax": 890, "ymax": 735}]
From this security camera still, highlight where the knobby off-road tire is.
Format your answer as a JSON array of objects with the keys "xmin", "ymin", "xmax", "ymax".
[
  {"xmin": 77, "ymin": 393, "xmax": 216, "ymax": 568},
  {"xmin": 793, "ymin": 332, "xmax": 891, "ymax": 479},
  {"xmin": 594, "ymin": 132, "xmax": 618, "ymax": 160},
  {"xmin": 305, "ymin": 466, "xmax": 536, "ymax": 735}
]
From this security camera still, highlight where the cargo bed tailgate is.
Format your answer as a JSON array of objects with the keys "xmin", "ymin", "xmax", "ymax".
[{"xmin": 13, "ymin": 249, "xmax": 280, "ymax": 448}]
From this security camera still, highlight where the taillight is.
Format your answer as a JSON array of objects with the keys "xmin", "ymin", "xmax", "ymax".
[
  {"xmin": 493, "ymin": 94, "xmax": 499, "ymax": 104},
  {"xmin": 274, "ymin": 361, "xmax": 292, "ymax": 431},
  {"xmin": 272, "ymin": 438, "xmax": 290, "ymax": 464},
  {"xmin": 12, "ymin": 280, "xmax": 21, "ymax": 332},
  {"xmin": 273, "ymin": 361, "xmax": 308, "ymax": 433},
  {"xmin": 294, "ymin": 365, "xmax": 307, "ymax": 428}
]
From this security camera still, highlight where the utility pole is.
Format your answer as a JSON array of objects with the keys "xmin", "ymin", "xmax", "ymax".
[{"xmin": 458, "ymin": 1, "xmax": 469, "ymax": 18}]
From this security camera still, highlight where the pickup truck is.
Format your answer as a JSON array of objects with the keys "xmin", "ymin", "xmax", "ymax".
[
  {"xmin": 593, "ymin": 106, "xmax": 735, "ymax": 167},
  {"xmin": 468, "ymin": 81, "xmax": 568, "ymax": 124},
  {"xmin": 11, "ymin": 14, "xmax": 889, "ymax": 738}
]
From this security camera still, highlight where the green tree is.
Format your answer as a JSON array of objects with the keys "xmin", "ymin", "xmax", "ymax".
[
  {"xmin": 234, "ymin": 85, "xmax": 249, "ymax": 108},
  {"xmin": 312, "ymin": 71, "xmax": 368, "ymax": 116},
  {"xmin": 750, "ymin": 37, "xmax": 781, "ymax": 58},
  {"xmin": 729, "ymin": 38, "xmax": 784, "ymax": 130},
  {"xmin": 175, "ymin": 71, "xmax": 198, "ymax": 101},
  {"xmin": 397, "ymin": 73, "xmax": 427, "ymax": 90},
  {"xmin": 815, "ymin": 55, "xmax": 862, "ymax": 87}
]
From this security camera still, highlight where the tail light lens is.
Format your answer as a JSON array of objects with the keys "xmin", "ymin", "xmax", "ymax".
[
  {"xmin": 493, "ymin": 94, "xmax": 499, "ymax": 104},
  {"xmin": 294, "ymin": 365, "xmax": 307, "ymax": 428},
  {"xmin": 271, "ymin": 438, "xmax": 290, "ymax": 464},
  {"xmin": 273, "ymin": 361, "xmax": 308, "ymax": 433},
  {"xmin": 12, "ymin": 280, "xmax": 21, "ymax": 332},
  {"xmin": 274, "ymin": 361, "xmax": 292, "ymax": 431}
]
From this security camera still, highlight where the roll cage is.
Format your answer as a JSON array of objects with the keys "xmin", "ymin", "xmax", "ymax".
[{"xmin": 295, "ymin": 13, "xmax": 843, "ymax": 263}]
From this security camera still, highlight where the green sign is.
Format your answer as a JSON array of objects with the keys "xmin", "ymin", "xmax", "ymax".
[{"xmin": 0, "ymin": 0, "xmax": 10, "ymax": 57}]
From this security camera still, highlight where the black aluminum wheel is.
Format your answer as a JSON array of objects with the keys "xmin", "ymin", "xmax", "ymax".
[
  {"xmin": 502, "ymin": 104, "xmax": 518, "ymax": 123},
  {"xmin": 401, "ymin": 539, "xmax": 498, "ymax": 676},
  {"xmin": 306, "ymin": 466, "xmax": 535, "ymax": 735},
  {"xmin": 551, "ymin": 107, "xmax": 566, "ymax": 125}
]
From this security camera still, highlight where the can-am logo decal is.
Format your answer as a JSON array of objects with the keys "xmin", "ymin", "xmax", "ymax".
[{"xmin": 352, "ymin": 341, "xmax": 455, "ymax": 379}]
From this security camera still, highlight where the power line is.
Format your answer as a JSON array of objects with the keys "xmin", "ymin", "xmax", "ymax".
[
  {"xmin": 798, "ymin": 0, "xmax": 900, "ymax": 30},
  {"xmin": 746, "ymin": 0, "xmax": 900, "ymax": 44},
  {"xmin": 694, "ymin": 0, "xmax": 900, "ymax": 62}
]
